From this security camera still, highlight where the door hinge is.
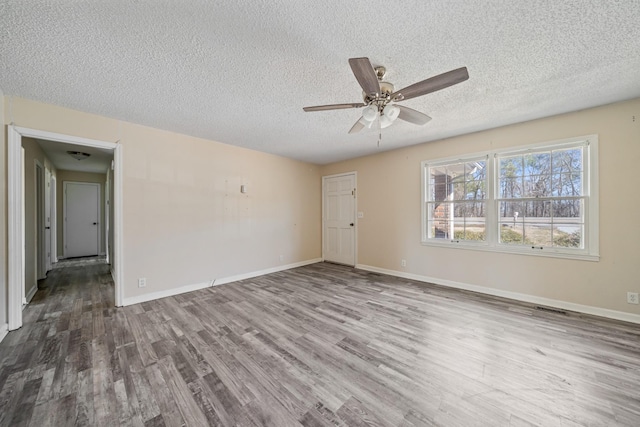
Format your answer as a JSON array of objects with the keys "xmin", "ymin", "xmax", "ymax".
[{"xmin": 352, "ymin": 188, "xmax": 356, "ymax": 197}]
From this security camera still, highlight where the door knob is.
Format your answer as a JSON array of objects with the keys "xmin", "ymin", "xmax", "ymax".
[
  {"xmin": 93, "ymin": 222, "xmax": 98, "ymax": 225},
  {"xmin": 350, "ymin": 223, "xmax": 354, "ymax": 226},
  {"xmin": 45, "ymin": 226, "xmax": 50, "ymax": 230}
]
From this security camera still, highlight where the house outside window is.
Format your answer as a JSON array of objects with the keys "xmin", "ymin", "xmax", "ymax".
[{"xmin": 422, "ymin": 136, "xmax": 599, "ymax": 260}]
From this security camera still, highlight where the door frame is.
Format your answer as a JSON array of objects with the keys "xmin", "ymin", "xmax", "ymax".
[
  {"xmin": 321, "ymin": 171, "xmax": 357, "ymax": 266},
  {"xmin": 63, "ymin": 181, "xmax": 101, "ymax": 259},
  {"xmin": 8, "ymin": 125, "xmax": 125, "ymax": 330},
  {"xmin": 34, "ymin": 160, "xmax": 46, "ymax": 280}
]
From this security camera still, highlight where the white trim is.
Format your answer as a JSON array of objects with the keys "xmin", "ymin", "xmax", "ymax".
[
  {"xmin": 63, "ymin": 181, "xmax": 101, "ymax": 258},
  {"xmin": 11, "ymin": 126, "xmax": 118, "ymax": 150},
  {"xmin": 25, "ymin": 285, "xmax": 37, "ymax": 304},
  {"xmin": 8, "ymin": 126, "xmax": 24, "ymax": 330},
  {"xmin": 7, "ymin": 125, "xmax": 124, "ymax": 328},
  {"xmin": 215, "ymin": 258, "xmax": 323, "ymax": 286},
  {"xmin": 322, "ymin": 171, "xmax": 357, "ymax": 266},
  {"xmin": 122, "ymin": 258, "xmax": 322, "ymax": 306},
  {"xmin": 0, "ymin": 324, "xmax": 8, "ymax": 344},
  {"xmin": 113, "ymin": 144, "xmax": 124, "ymax": 306},
  {"xmin": 421, "ymin": 134, "xmax": 599, "ymax": 260},
  {"xmin": 356, "ymin": 264, "xmax": 640, "ymax": 325},
  {"xmin": 123, "ymin": 280, "xmax": 213, "ymax": 306}
]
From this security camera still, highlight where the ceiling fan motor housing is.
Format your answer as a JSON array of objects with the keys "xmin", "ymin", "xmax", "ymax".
[{"xmin": 363, "ymin": 81, "xmax": 395, "ymax": 111}]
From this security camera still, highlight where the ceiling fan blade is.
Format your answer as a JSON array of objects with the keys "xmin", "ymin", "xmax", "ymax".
[
  {"xmin": 348, "ymin": 57, "xmax": 380, "ymax": 96},
  {"xmin": 303, "ymin": 103, "xmax": 365, "ymax": 112},
  {"xmin": 391, "ymin": 67, "xmax": 469, "ymax": 101},
  {"xmin": 348, "ymin": 118, "xmax": 366, "ymax": 134},
  {"xmin": 397, "ymin": 105, "xmax": 432, "ymax": 125}
]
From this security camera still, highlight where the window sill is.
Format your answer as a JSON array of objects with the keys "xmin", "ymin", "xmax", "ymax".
[{"xmin": 420, "ymin": 240, "xmax": 600, "ymax": 262}]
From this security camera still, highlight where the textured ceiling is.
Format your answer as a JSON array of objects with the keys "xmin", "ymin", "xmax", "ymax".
[{"xmin": 2, "ymin": 1, "xmax": 640, "ymax": 165}]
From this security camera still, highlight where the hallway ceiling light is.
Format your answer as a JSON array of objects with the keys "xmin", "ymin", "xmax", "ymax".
[{"xmin": 67, "ymin": 151, "xmax": 91, "ymax": 161}]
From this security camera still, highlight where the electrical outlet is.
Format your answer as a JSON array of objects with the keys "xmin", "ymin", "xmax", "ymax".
[
  {"xmin": 138, "ymin": 278, "xmax": 147, "ymax": 288},
  {"xmin": 627, "ymin": 292, "xmax": 639, "ymax": 304},
  {"xmin": 401, "ymin": 259, "xmax": 407, "ymax": 267},
  {"xmin": 358, "ymin": 211, "xmax": 364, "ymax": 219}
]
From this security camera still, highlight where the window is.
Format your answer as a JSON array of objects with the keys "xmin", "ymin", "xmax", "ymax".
[
  {"xmin": 425, "ymin": 158, "xmax": 487, "ymax": 242},
  {"xmin": 422, "ymin": 136, "xmax": 598, "ymax": 260}
]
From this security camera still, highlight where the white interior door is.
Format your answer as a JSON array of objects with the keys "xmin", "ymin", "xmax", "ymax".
[
  {"xmin": 50, "ymin": 176, "xmax": 57, "ymax": 264},
  {"xmin": 323, "ymin": 173, "xmax": 356, "ymax": 265},
  {"xmin": 35, "ymin": 162, "xmax": 46, "ymax": 279},
  {"xmin": 64, "ymin": 182, "xmax": 100, "ymax": 258},
  {"xmin": 44, "ymin": 168, "xmax": 52, "ymax": 271}
]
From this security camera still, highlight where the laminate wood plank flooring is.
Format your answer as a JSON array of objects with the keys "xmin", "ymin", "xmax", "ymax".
[{"xmin": 1, "ymin": 260, "xmax": 639, "ymax": 426}]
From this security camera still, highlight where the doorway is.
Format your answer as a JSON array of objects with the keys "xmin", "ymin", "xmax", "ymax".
[
  {"xmin": 322, "ymin": 172, "xmax": 357, "ymax": 266},
  {"xmin": 64, "ymin": 182, "xmax": 101, "ymax": 258},
  {"xmin": 7, "ymin": 125, "xmax": 124, "ymax": 331}
]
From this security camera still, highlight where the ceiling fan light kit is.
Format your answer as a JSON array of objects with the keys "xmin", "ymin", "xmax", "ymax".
[{"xmin": 303, "ymin": 57, "xmax": 469, "ymax": 142}]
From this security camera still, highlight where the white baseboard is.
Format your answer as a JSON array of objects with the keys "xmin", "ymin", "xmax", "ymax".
[
  {"xmin": 356, "ymin": 264, "xmax": 640, "ymax": 325},
  {"xmin": 215, "ymin": 258, "xmax": 323, "ymax": 286},
  {"xmin": 25, "ymin": 285, "xmax": 38, "ymax": 304},
  {"xmin": 0, "ymin": 323, "xmax": 8, "ymax": 344},
  {"xmin": 123, "ymin": 280, "xmax": 213, "ymax": 306},
  {"xmin": 122, "ymin": 258, "xmax": 323, "ymax": 306}
]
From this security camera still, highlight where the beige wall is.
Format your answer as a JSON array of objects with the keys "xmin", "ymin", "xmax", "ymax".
[
  {"xmin": 3, "ymin": 97, "xmax": 321, "ymax": 302},
  {"xmin": 321, "ymin": 98, "xmax": 640, "ymax": 316},
  {"xmin": 56, "ymin": 170, "xmax": 107, "ymax": 258},
  {"xmin": 22, "ymin": 137, "xmax": 57, "ymax": 298}
]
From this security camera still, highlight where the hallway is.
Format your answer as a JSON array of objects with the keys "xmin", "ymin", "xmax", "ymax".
[{"xmin": 0, "ymin": 259, "xmax": 113, "ymax": 426}]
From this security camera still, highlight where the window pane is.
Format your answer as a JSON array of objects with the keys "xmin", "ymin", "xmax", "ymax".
[
  {"xmin": 552, "ymin": 199, "xmax": 583, "ymax": 219},
  {"xmin": 523, "ymin": 200, "xmax": 551, "ymax": 218},
  {"xmin": 452, "ymin": 181, "xmax": 466, "ymax": 200},
  {"xmin": 499, "ymin": 177, "xmax": 522, "ymax": 198},
  {"xmin": 464, "ymin": 179, "xmax": 486, "ymax": 200},
  {"xmin": 552, "ymin": 173, "xmax": 582, "ymax": 196},
  {"xmin": 500, "ymin": 156, "xmax": 523, "ymax": 177},
  {"xmin": 500, "ymin": 223, "xmax": 525, "ymax": 244},
  {"xmin": 553, "ymin": 225, "xmax": 582, "ymax": 248},
  {"xmin": 499, "ymin": 201, "xmax": 525, "ymax": 221},
  {"xmin": 552, "ymin": 148, "xmax": 582, "ymax": 174},
  {"xmin": 454, "ymin": 218, "xmax": 486, "ymax": 241},
  {"xmin": 427, "ymin": 202, "xmax": 451, "ymax": 239},
  {"xmin": 524, "ymin": 223, "xmax": 552, "ymax": 247},
  {"xmin": 453, "ymin": 202, "xmax": 486, "ymax": 241},
  {"xmin": 523, "ymin": 174, "xmax": 551, "ymax": 197},
  {"xmin": 523, "ymin": 152, "xmax": 551, "ymax": 176},
  {"xmin": 427, "ymin": 221, "xmax": 451, "ymax": 239},
  {"xmin": 431, "ymin": 182, "xmax": 448, "ymax": 202},
  {"xmin": 428, "ymin": 201, "xmax": 486, "ymax": 241}
]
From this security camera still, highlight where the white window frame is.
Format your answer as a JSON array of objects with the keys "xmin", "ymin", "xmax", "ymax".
[
  {"xmin": 422, "ymin": 155, "xmax": 489, "ymax": 246},
  {"xmin": 421, "ymin": 135, "xmax": 599, "ymax": 261}
]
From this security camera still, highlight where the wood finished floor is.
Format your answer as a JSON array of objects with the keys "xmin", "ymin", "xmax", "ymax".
[{"xmin": 1, "ymin": 261, "xmax": 639, "ymax": 426}]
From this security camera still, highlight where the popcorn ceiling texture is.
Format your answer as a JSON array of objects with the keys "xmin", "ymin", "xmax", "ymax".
[{"xmin": 1, "ymin": 1, "xmax": 639, "ymax": 164}]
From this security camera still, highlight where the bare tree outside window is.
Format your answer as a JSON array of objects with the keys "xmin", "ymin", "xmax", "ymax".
[{"xmin": 497, "ymin": 147, "xmax": 584, "ymax": 248}]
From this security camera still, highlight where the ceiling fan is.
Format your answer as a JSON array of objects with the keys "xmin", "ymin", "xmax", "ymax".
[{"xmin": 303, "ymin": 57, "xmax": 469, "ymax": 137}]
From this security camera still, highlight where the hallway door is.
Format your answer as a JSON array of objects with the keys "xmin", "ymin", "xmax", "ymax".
[{"xmin": 64, "ymin": 182, "xmax": 100, "ymax": 258}]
